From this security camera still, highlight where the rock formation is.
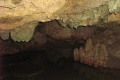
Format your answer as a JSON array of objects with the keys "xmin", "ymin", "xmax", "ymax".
[{"xmin": 0, "ymin": 0, "xmax": 120, "ymax": 68}]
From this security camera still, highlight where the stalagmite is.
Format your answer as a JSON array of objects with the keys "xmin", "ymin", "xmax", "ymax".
[{"xmin": 73, "ymin": 38, "xmax": 110, "ymax": 68}]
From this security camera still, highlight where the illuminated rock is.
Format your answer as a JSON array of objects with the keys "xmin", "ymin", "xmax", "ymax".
[{"xmin": 0, "ymin": 0, "xmax": 119, "ymax": 29}]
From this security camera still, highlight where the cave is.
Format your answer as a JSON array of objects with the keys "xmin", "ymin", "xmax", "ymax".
[
  {"xmin": 0, "ymin": 0, "xmax": 120, "ymax": 80},
  {"xmin": 0, "ymin": 20, "xmax": 120, "ymax": 80}
]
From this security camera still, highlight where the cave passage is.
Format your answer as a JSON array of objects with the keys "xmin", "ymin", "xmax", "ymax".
[
  {"xmin": 0, "ymin": 0, "xmax": 120, "ymax": 79},
  {"xmin": 1, "ymin": 46, "xmax": 120, "ymax": 80},
  {"xmin": 0, "ymin": 20, "xmax": 120, "ymax": 80}
]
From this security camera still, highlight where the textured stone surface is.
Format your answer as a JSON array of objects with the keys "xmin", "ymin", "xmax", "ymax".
[
  {"xmin": 10, "ymin": 21, "xmax": 38, "ymax": 42},
  {"xmin": 0, "ymin": 0, "xmax": 120, "ymax": 30},
  {"xmin": 74, "ymin": 39, "xmax": 109, "ymax": 67},
  {"xmin": 0, "ymin": 0, "xmax": 66, "ymax": 29},
  {"xmin": 0, "ymin": 0, "xmax": 120, "ymax": 42}
]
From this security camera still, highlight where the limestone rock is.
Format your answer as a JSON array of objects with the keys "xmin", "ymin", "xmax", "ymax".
[
  {"xmin": 0, "ymin": 0, "xmax": 66, "ymax": 29},
  {"xmin": 0, "ymin": 0, "xmax": 120, "ymax": 42},
  {"xmin": 0, "ymin": 0, "xmax": 120, "ymax": 30},
  {"xmin": 0, "ymin": 29, "xmax": 11, "ymax": 40},
  {"xmin": 10, "ymin": 21, "xmax": 38, "ymax": 42}
]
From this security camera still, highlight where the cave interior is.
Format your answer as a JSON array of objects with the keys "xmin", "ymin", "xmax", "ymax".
[{"xmin": 0, "ymin": 20, "xmax": 120, "ymax": 80}]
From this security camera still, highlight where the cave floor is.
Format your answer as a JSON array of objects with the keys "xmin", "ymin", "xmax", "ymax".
[{"xmin": 1, "ymin": 50, "xmax": 120, "ymax": 80}]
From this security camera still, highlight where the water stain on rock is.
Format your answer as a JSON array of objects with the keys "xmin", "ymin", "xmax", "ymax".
[{"xmin": 0, "ymin": 17, "xmax": 23, "ymax": 24}]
